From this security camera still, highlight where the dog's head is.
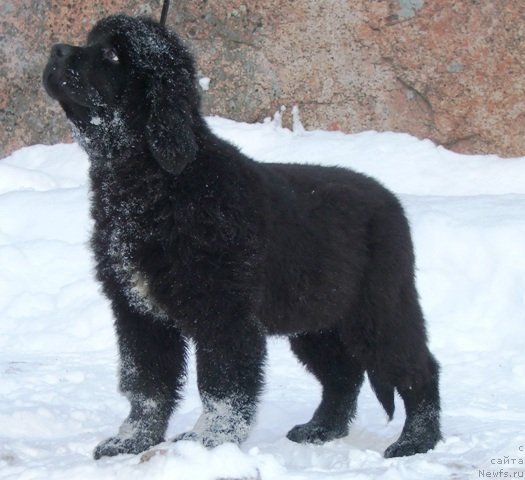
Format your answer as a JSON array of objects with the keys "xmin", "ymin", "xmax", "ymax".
[{"xmin": 43, "ymin": 15, "xmax": 199, "ymax": 174}]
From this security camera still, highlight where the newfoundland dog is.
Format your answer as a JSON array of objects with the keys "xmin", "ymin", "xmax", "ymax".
[{"xmin": 43, "ymin": 14, "xmax": 441, "ymax": 459}]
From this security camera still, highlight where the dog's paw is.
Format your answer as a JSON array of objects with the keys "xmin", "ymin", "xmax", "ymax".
[
  {"xmin": 172, "ymin": 430, "xmax": 223, "ymax": 448},
  {"xmin": 384, "ymin": 437, "xmax": 438, "ymax": 458},
  {"xmin": 94, "ymin": 435, "xmax": 161, "ymax": 459},
  {"xmin": 384, "ymin": 426, "xmax": 441, "ymax": 458},
  {"xmin": 286, "ymin": 421, "xmax": 348, "ymax": 445},
  {"xmin": 173, "ymin": 431, "xmax": 200, "ymax": 443},
  {"xmin": 384, "ymin": 440, "xmax": 419, "ymax": 458}
]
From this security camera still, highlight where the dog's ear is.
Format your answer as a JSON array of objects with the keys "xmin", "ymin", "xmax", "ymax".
[{"xmin": 146, "ymin": 76, "xmax": 197, "ymax": 175}]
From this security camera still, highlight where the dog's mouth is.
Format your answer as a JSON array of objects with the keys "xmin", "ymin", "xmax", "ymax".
[
  {"xmin": 43, "ymin": 43, "xmax": 101, "ymax": 111},
  {"xmin": 43, "ymin": 62, "xmax": 72, "ymax": 102}
]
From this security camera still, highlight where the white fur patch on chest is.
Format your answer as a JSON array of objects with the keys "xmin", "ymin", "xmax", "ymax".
[
  {"xmin": 130, "ymin": 271, "xmax": 151, "ymax": 302},
  {"xmin": 126, "ymin": 269, "xmax": 167, "ymax": 319}
]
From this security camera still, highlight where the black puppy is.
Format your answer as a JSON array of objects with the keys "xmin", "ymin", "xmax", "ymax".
[{"xmin": 43, "ymin": 15, "xmax": 441, "ymax": 459}]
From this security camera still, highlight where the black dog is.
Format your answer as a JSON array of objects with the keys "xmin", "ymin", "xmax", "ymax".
[{"xmin": 43, "ymin": 15, "xmax": 441, "ymax": 459}]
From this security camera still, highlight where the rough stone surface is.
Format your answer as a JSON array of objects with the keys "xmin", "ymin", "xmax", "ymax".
[
  {"xmin": 1, "ymin": 0, "xmax": 161, "ymax": 155},
  {"xmin": 2, "ymin": 0, "xmax": 525, "ymax": 157}
]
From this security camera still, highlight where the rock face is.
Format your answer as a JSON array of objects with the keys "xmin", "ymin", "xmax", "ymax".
[
  {"xmin": 1, "ymin": 0, "xmax": 159, "ymax": 155},
  {"xmin": 2, "ymin": 0, "xmax": 525, "ymax": 157}
]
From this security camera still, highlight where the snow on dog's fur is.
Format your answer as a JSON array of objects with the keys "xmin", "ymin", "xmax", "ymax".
[{"xmin": 43, "ymin": 14, "xmax": 441, "ymax": 459}]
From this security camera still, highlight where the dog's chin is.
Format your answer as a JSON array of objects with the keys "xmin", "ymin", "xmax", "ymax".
[
  {"xmin": 44, "ymin": 65, "xmax": 98, "ymax": 117},
  {"xmin": 44, "ymin": 82, "xmax": 92, "ymax": 112},
  {"xmin": 45, "ymin": 87, "xmax": 98, "ymax": 128}
]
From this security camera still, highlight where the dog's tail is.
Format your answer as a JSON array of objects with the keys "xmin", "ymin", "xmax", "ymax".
[{"xmin": 367, "ymin": 369, "xmax": 395, "ymax": 420}]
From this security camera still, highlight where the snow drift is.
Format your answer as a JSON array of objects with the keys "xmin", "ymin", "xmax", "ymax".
[{"xmin": 0, "ymin": 117, "xmax": 524, "ymax": 479}]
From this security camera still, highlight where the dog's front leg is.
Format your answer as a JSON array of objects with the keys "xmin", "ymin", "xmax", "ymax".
[
  {"xmin": 176, "ymin": 322, "xmax": 267, "ymax": 447},
  {"xmin": 94, "ymin": 297, "xmax": 189, "ymax": 459}
]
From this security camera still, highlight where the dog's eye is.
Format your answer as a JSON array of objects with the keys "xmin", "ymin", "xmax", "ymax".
[{"xmin": 102, "ymin": 47, "xmax": 119, "ymax": 64}]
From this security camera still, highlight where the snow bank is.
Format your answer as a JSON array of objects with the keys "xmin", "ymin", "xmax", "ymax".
[
  {"xmin": 208, "ymin": 116, "xmax": 525, "ymax": 196},
  {"xmin": 1, "ymin": 118, "xmax": 524, "ymax": 479}
]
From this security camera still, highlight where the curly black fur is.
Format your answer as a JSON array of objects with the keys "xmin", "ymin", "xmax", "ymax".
[{"xmin": 43, "ymin": 14, "xmax": 441, "ymax": 459}]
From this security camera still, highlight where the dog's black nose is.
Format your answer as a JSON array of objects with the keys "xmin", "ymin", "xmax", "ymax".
[{"xmin": 51, "ymin": 43, "xmax": 75, "ymax": 59}]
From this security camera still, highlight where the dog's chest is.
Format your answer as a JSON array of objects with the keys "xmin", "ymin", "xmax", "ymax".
[
  {"xmin": 107, "ymin": 221, "xmax": 164, "ymax": 317},
  {"xmin": 92, "ymin": 173, "xmax": 170, "ymax": 317},
  {"xmin": 91, "ymin": 167, "xmax": 250, "ymax": 323}
]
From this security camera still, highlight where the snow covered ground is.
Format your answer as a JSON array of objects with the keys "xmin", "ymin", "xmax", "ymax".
[{"xmin": 1, "ymin": 117, "xmax": 524, "ymax": 479}]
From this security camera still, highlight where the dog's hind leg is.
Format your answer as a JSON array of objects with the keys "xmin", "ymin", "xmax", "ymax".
[
  {"xmin": 287, "ymin": 330, "xmax": 365, "ymax": 444},
  {"xmin": 365, "ymin": 284, "xmax": 442, "ymax": 458},
  {"xmin": 361, "ymin": 200, "xmax": 442, "ymax": 457},
  {"xmin": 382, "ymin": 344, "xmax": 441, "ymax": 458},
  {"xmin": 94, "ymin": 297, "xmax": 188, "ymax": 459}
]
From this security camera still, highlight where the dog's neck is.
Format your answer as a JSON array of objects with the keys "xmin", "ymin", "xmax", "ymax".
[{"xmin": 72, "ymin": 109, "xmax": 140, "ymax": 159}]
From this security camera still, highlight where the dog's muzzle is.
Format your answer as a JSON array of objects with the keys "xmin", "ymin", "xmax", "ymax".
[{"xmin": 43, "ymin": 43, "xmax": 76, "ymax": 100}]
